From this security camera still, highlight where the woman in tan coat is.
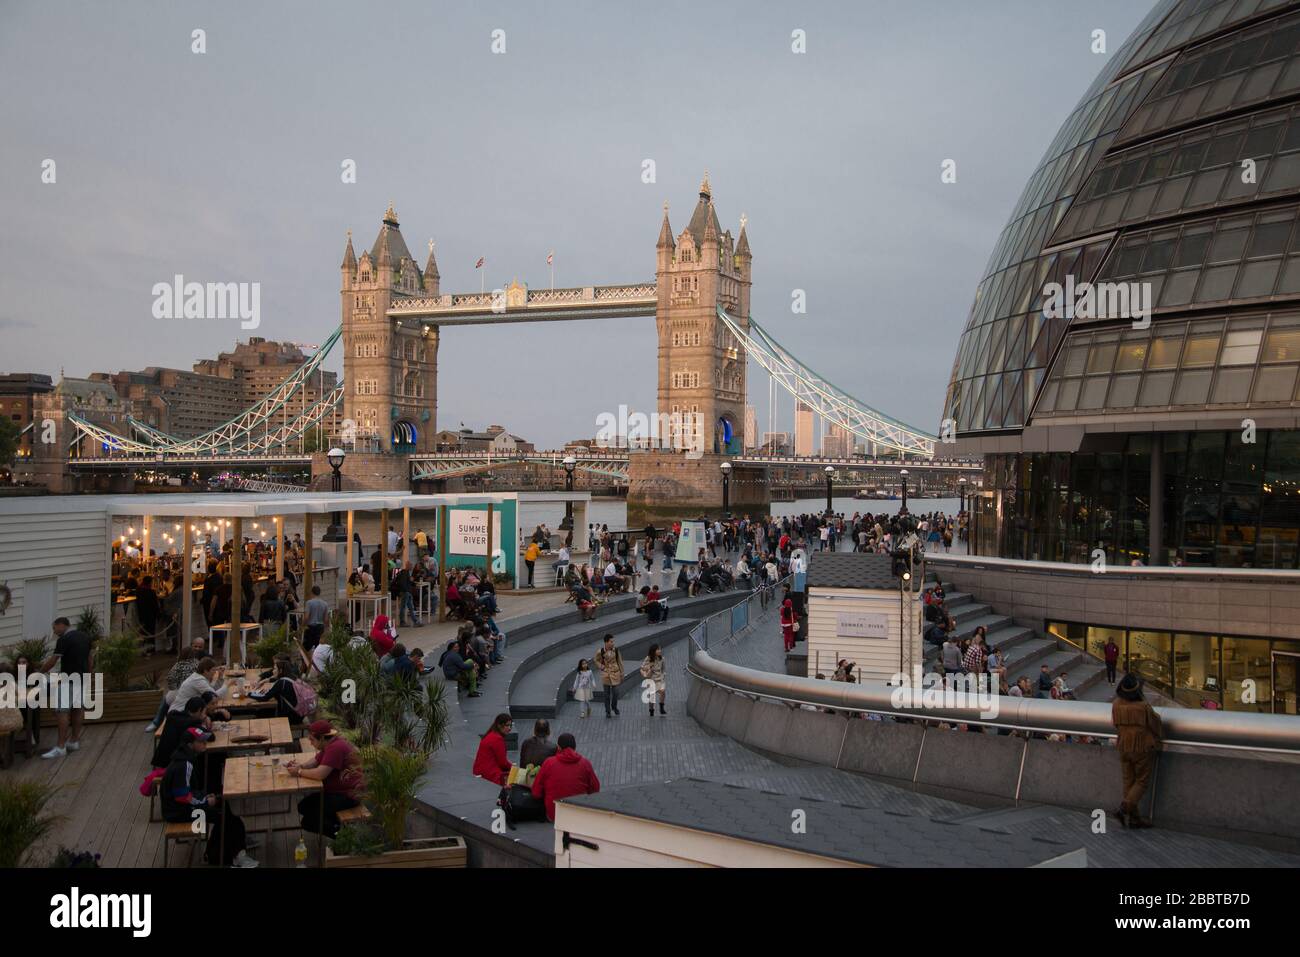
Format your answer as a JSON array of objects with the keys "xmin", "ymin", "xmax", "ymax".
[{"xmin": 1112, "ymin": 673, "xmax": 1163, "ymax": 829}]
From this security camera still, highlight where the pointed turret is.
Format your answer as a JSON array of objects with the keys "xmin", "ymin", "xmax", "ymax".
[
  {"xmin": 371, "ymin": 201, "xmax": 412, "ymax": 272},
  {"xmin": 686, "ymin": 170, "xmax": 722, "ymax": 248},
  {"xmin": 657, "ymin": 202, "xmax": 675, "ymax": 249},
  {"xmin": 735, "ymin": 215, "xmax": 751, "ymax": 260},
  {"xmin": 702, "ymin": 201, "xmax": 719, "ymax": 246},
  {"xmin": 342, "ymin": 229, "xmax": 356, "ymax": 269},
  {"xmin": 423, "ymin": 239, "xmax": 440, "ymax": 294}
]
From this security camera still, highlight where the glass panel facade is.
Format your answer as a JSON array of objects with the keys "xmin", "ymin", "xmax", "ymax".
[
  {"xmin": 1035, "ymin": 309, "xmax": 1300, "ymax": 417},
  {"xmin": 942, "ymin": 7, "xmax": 1175, "ymax": 434},
  {"xmin": 1117, "ymin": 10, "xmax": 1300, "ymax": 147},
  {"xmin": 1047, "ymin": 621, "xmax": 1298, "ymax": 711},
  {"xmin": 1056, "ymin": 103, "xmax": 1300, "ymax": 244},
  {"xmin": 982, "ymin": 429, "xmax": 1299, "ymax": 568}
]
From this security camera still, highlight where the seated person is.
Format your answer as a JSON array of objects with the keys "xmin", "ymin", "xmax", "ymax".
[
  {"xmin": 369, "ymin": 614, "xmax": 396, "ymax": 657},
  {"xmin": 572, "ymin": 582, "xmax": 597, "ymax": 621},
  {"xmin": 635, "ymin": 585, "xmax": 653, "ymax": 614},
  {"xmin": 676, "ymin": 564, "xmax": 692, "ymax": 596},
  {"xmin": 408, "ymin": 647, "xmax": 435, "ymax": 676},
  {"xmin": 645, "ymin": 585, "xmax": 667, "ymax": 623},
  {"xmin": 161, "ymin": 727, "xmax": 256, "ymax": 867},
  {"xmin": 249, "ymin": 654, "xmax": 307, "ymax": 724},
  {"xmin": 286, "ymin": 720, "xmax": 364, "ymax": 838},
  {"xmin": 439, "ymin": 638, "xmax": 480, "ymax": 696}
]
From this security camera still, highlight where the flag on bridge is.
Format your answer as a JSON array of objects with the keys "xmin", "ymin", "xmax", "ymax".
[
  {"xmin": 475, "ymin": 256, "xmax": 485, "ymax": 269},
  {"xmin": 547, "ymin": 251, "xmax": 554, "ymax": 265}
]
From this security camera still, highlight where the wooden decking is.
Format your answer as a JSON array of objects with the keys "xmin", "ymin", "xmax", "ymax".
[{"xmin": 4, "ymin": 720, "xmax": 318, "ymax": 868}]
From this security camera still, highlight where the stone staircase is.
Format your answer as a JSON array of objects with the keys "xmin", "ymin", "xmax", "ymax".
[{"xmin": 922, "ymin": 575, "xmax": 1112, "ymax": 702}]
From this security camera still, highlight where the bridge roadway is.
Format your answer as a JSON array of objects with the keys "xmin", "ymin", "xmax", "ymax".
[
  {"xmin": 413, "ymin": 552, "xmax": 1298, "ymax": 868},
  {"xmin": 386, "ymin": 282, "xmax": 657, "ymax": 326}
]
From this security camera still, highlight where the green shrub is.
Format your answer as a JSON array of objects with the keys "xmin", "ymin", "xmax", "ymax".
[
  {"xmin": 94, "ymin": 631, "xmax": 140, "ymax": 692},
  {"xmin": 0, "ymin": 781, "xmax": 62, "ymax": 868},
  {"xmin": 358, "ymin": 745, "xmax": 428, "ymax": 849},
  {"xmin": 3, "ymin": 637, "xmax": 50, "ymax": 669},
  {"xmin": 252, "ymin": 623, "xmax": 291, "ymax": 668},
  {"xmin": 75, "ymin": 606, "xmax": 104, "ymax": 642},
  {"xmin": 329, "ymin": 822, "xmax": 386, "ymax": 857}
]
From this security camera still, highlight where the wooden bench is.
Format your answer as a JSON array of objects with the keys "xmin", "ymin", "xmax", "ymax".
[
  {"xmin": 335, "ymin": 805, "xmax": 371, "ymax": 826},
  {"xmin": 162, "ymin": 820, "xmax": 207, "ymax": 868}
]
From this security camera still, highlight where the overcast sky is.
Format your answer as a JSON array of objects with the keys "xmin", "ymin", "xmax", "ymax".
[{"xmin": 0, "ymin": 0, "xmax": 1151, "ymax": 448}]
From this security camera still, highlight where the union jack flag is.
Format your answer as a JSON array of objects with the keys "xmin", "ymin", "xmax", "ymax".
[{"xmin": 475, "ymin": 257, "xmax": 485, "ymax": 269}]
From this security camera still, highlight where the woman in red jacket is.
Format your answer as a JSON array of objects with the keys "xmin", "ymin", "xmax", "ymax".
[
  {"xmin": 472, "ymin": 713, "xmax": 513, "ymax": 786},
  {"xmin": 369, "ymin": 614, "xmax": 396, "ymax": 657},
  {"xmin": 780, "ymin": 598, "xmax": 797, "ymax": 652}
]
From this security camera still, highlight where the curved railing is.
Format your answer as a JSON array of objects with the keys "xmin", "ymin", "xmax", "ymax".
[{"xmin": 686, "ymin": 638, "xmax": 1300, "ymax": 755}]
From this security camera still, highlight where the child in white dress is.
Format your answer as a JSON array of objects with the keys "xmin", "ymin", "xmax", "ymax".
[{"xmin": 572, "ymin": 659, "xmax": 596, "ymax": 718}]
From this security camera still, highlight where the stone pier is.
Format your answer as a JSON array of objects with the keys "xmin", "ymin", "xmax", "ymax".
[{"xmin": 626, "ymin": 450, "xmax": 768, "ymax": 525}]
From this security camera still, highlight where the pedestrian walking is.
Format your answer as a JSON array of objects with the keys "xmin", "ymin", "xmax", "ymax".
[{"xmin": 592, "ymin": 634, "xmax": 624, "ymax": 718}]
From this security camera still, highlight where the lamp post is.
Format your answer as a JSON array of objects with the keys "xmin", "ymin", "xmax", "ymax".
[
  {"xmin": 824, "ymin": 465, "xmax": 835, "ymax": 516},
  {"xmin": 323, "ymin": 447, "xmax": 347, "ymax": 542},
  {"xmin": 958, "ymin": 476, "xmax": 967, "ymax": 514},
  {"xmin": 899, "ymin": 468, "xmax": 909, "ymax": 517},
  {"xmin": 720, "ymin": 461, "xmax": 732, "ymax": 518},
  {"xmin": 559, "ymin": 455, "xmax": 576, "ymax": 531}
]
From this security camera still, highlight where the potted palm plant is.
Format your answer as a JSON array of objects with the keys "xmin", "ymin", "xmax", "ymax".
[
  {"xmin": 324, "ymin": 744, "xmax": 465, "ymax": 868},
  {"xmin": 323, "ymin": 672, "xmax": 463, "ymax": 868},
  {"xmin": 88, "ymin": 629, "xmax": 163, "ymax": 723}
]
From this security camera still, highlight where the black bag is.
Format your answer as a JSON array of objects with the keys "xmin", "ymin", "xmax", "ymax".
[{"xmin": 501, "ymin": 784, "xmax": 547, "ymax": 827}]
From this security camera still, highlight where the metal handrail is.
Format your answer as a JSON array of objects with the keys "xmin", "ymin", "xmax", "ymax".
[{"xmin": 686, "ymin": 649, "xmax": 1300, "ymax": 755}]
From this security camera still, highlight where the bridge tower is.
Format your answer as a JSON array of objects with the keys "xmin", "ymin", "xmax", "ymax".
[
  {"xmin": 655, "ymin": 172, "xmax": 751, "ymax": 454},
  {"xmin": 340, "ymin": 204, "xmax": 439, "ymax": 455},
  {"xmin": 630, "ymin": 173, "xmax": 766, "ymax": 523}
]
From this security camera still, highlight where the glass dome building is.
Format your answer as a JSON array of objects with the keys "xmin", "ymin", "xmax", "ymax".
[{"xmin": 947, "ymin": 0, "xmax": 1300, "ymax": 568}]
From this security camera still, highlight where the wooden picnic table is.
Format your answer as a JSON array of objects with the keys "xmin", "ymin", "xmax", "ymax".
[
  {"xmin": 153, "ymin": 717, "xmax": 294, "ymax": 755},
  {"xmin": 221, "ymin": 754, "xmax": 324, "ymax": 866},
  {"xmin": 213, "ymin": 673, "xmax": 278, "ymax": 714}
]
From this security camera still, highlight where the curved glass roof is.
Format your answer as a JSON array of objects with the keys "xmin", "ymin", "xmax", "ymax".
[{"xmin": 943, "ymin": 0, "xmax": 1300, "ymax": 437}]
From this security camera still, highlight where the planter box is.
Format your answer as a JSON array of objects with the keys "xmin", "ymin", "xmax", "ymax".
[
  {"xmin": 40, "ymin": 689, "xmax": 164, "ymax": 727},
  {"xmin": 325, "ymin": 836, "xmax": 466, "ymax": 869}
]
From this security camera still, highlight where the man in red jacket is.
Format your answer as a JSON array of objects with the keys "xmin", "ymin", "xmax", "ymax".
[{"xmin": 531, "ymin": 733, "xmax": 600, "ymax": 821}]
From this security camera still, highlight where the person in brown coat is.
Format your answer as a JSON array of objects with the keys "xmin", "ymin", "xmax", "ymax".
[{"xmin": 1112, "ymin": 673, "xmax": 1163, "ymax": 829}]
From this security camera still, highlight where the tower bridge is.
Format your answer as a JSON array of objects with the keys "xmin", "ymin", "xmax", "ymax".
[{"xmin": 53, "ymin": 174, "xmax": 965, "ymax": 512}]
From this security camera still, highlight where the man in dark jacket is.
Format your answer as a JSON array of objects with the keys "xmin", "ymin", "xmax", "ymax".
[
  {"xmin": 161, "ymin": 727, "xmax": 256, "ymax": 867},
  {"xmin": 531, "ymin": 733, "xmax": 600, "ymax": 821},
  {"xmin": 519, "ymin": 719, "xmax": 558, "ymax": 768},
  {"xmin": 438, "ymin": 640, "xmax": 480, "ymax": 697},
  {"xmin": 1112, "ymin": 674, "xmax": 1163, "ymax": 829}
]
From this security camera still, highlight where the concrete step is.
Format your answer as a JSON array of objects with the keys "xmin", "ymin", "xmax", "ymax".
[
  {"xmin": 1008, "ymin": 647, "xmax": 1087, "ymax": 691},
  {"xmin": 984, "ymin": 624, "xmax": 1036, "ymax": 653},
  {"xmin": 509, "ymin": 617, "xmax": 697, "ymax": 718},
  {"xmin": 940, "ymin": 590, "xmax": 973, "ymax": 608},
  {"xmin": 950, "ymin": 612, "xmax": 1012, "ymax": 641},
  {"xmin": 950, "ymin": 602, "xmax": 991, "ymax": 624},
  {"xmin": 999, "ymin": 637, "xmax": 1060, "ymax": 674},
  {"xmin": 506, "ymin": 589, "xmax": 746, "ymax": 719}
]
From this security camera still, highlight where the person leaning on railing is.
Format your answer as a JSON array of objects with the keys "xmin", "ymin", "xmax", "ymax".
[{"xmin": 1112, "ymin": 674, "xmax": 1163, "ymax": 830}]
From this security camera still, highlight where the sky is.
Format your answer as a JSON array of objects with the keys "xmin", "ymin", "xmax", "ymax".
[{"xmin": 0, "ymin": 0, "xmax": 1151, "ymax": 448}]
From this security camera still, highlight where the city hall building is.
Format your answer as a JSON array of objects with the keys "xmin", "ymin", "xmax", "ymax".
[{"xmin": 940, "ymin": 0, "xmax": 1300, "ymax": 713}]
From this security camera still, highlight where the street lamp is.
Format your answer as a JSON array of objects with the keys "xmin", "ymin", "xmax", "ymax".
[
  {"xmin": 322, "ymin": 447, "xmax": 347, "ymax": 543},
  {"xmin": 559, "ymin": 455, "xmax": 577, "ymax": 531},
  {"xmin": 824, "ymin": 465, "xmax": 835, "ymax": 516},
  {"xmin": 720, "ymin": 461, "xmax": 732, "ymax": 518},
  {"xmin": 958, "ymin": 476, "xmax": 968, "ymax": 514},
  {"xmin": 899, "ymin": 468, "xmax": 909, "ymax": 517}
]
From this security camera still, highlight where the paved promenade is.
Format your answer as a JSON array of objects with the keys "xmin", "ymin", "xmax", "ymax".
[{"xmin": 415, "ymin": 581, "xmax": 1300, "ymax": 867}]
